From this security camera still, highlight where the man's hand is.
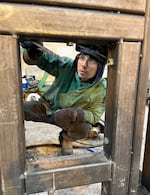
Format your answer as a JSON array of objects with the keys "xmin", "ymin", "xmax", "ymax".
[
  {"xmin": 50, "ymin": 108, "xmax": 85, "ymax": 130},
  {"xmin": 21, "ymin": 41, "xmax": 43, "ymax": 61}
]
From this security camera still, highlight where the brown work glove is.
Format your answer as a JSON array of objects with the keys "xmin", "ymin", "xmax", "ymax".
[
  {"xmin": 21, "ymin": 41, "xmax": 43, "ymax": 60},
  {"xmin": 49, "ymin": 108, "xmax": 85, "ymax": 130}
]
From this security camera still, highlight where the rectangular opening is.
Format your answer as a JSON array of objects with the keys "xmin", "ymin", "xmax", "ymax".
[{"xmin": 19, "ymin": 37, "xmax": 112, "ymax": 194}]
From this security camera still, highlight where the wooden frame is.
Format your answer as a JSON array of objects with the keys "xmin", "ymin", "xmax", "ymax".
[
  {"xmin": 0, "ymin": 0, "xmax": 146, "ymax": 14},
  {"xmin": 103, "ymin": 41, "xmax": 141, "ymax": 194},
  {"xmin": 0, "ymin": 35, "xmax": 25, "ymax": 195},
  {"xmin": 26, "ymin": 154, "xmax": 111, "ymax": 193},
  {"xmin": 0, "ymin": 3, "xmax": 144, "ymax": 41},
  {"xmin": 128, "ymin": 0, "xmax": 150, "ymax": 193},
  {"xmin": 0, "ymin": 1, "xmax": 149, "ymax": 195}
]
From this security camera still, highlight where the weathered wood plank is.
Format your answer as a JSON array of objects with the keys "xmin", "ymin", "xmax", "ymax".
[
  {"xmin": 0, "ymin": 0, "xmax": 146, "ymax": 14},
  {"xmin": 28, "ymin": 153, "xmax": 109, "ymax": 171},
  {"xmin": 26, "ymin": 153, "xmax": 111, "ymax": 193},
  {"xmin": 0, "ymin": 35, "xmax": 25, "ymax": 194},
  {"xmin": 26, "ymin": 161, "xmax": 111, "ymax": 193},
  {"xmin": 102, "ymin": 42, "xmax": 141, "ymax": 195},
  {"xmin": 128, "ymin": 0, "xmax": 150, "ymax": 194},
  {"xmin": 0, "ymin": 3, "xmax": 144, "ymax": 41}
]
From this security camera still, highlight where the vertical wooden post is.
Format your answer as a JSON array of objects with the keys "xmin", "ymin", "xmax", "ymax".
[
  {"xmin": 102, "ymin": 41, "xmax": 141, "ymax": 195},
  {"xmin": 0, "ymin": 35, "xmax": 25, "ymax": 194},
  {"xmin": 128, "ymin": 0, "xmax": 150, "ymax": 194}
]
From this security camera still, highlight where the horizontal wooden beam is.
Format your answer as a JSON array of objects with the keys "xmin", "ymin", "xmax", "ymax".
[
  {"xmin": 27, "ymin": 152, "xmax": 109, "ymax": 171},
  {"xmin": 26, "ymin": 153, "xmax": 111, "ymax": 193},
  {"xmin": 0, "ymin": 3, "xmax": 144, "ymax": 41},
  {"xmin": 0, "ymin": 0, "xmax": 146, "ymax": 14}
]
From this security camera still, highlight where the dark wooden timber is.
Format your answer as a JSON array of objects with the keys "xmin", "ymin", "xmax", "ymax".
[
  {"xmin": 26, "ymin": 153, "xmax": 111, "ymax": 193},
  {"xmin": 26, "ymin": 163, "xmax": 111, "ymax": 193},
  {"xmin": 0, "ymin": 0, "xmax": 146, "ymax": 14},
  {"xmin": 27, "ymin": 152, "xmax": 109, "ymax": 171},
  {"xmin": 128, "ymin": 0, "xmax": 150, "ymax": 194},
  {"xmin": 0, "ymin": 3, "xmax": 144, "ymax": 41},
  {"xmin": 102, "ymin": 42, "xmax": 141, "ymax": 195},
  {"xmin": 0, "ymin": 1, "xmax": 149, "ymax": 194},
  {"xmin": 0, "ymin": 35, "xmax": 25, "ymax": 195}
]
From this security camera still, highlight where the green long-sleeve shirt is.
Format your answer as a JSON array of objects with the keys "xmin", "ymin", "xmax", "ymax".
[{"xmin": 38, "ymin": 51, "xmax": 106, "ymax": 124}]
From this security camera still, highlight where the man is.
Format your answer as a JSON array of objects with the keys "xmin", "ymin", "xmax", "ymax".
[{"xmin": 22, "ymin": 41, "xmax": 107, "ymax": 155}]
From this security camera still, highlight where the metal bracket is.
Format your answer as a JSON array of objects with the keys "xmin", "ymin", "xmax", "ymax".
[{"xmin": 106, "ymin": 58, "xmax": 114, "ymax": 66}]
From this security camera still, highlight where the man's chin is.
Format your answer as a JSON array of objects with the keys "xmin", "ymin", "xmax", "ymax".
[{"xmin": 79, "ymin": 77, "xmax": 87, "ymax": 82}]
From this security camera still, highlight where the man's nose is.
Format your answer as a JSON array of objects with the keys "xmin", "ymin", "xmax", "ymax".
[{"xmin": 82, "ymin": 59, "xmax": 88, "ymax": 67}]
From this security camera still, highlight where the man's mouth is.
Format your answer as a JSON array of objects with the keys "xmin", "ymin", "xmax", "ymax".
[{"xmin": 80, "ymin": 70, "xmax": 87, "ymax": 75}]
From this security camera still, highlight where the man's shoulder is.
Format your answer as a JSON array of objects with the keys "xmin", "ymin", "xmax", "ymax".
[
  {"xmin": 60, "ymin": 56, "xmax": 74, "ymax": 65},
  {"xmin": 95, "ymin": 77, "xmax": 107, "ymax": 88}
]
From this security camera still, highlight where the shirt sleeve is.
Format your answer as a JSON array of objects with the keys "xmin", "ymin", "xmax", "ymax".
[
  {"xmin": 84, "ymin": 98, "xmax": 105, "ymax": 124},
  {"xmin": 83, "ymin": 79, "xmax": 106, "ymax": 124},
  {"xmin": 37, "ymin": 51, "xmax": 73, "ymax": 77}
]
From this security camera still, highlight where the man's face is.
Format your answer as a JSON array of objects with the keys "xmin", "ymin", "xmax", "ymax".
[{"xmin": 77, "ymin": 53, "xmax": 98, "ymax": 81}]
